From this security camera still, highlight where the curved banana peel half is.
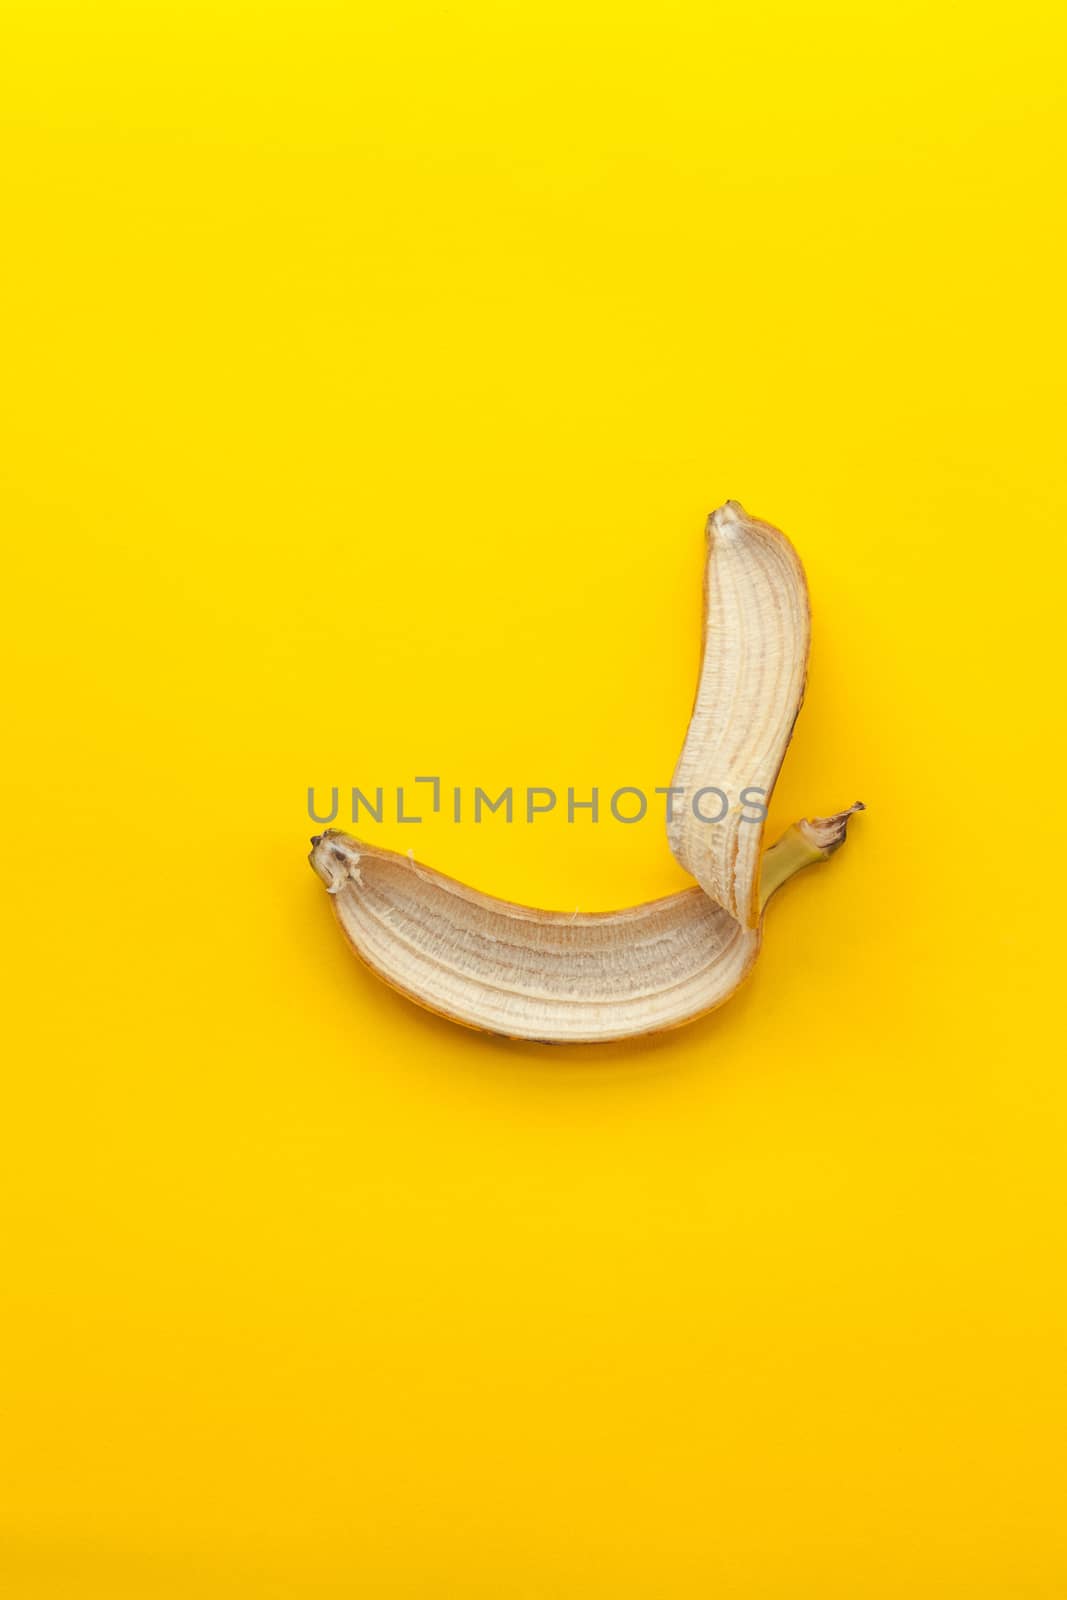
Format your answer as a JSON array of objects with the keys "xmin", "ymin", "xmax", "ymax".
[{"xmin": 309, "ymin": 806, "xmax": 862, "ymax": 1044}]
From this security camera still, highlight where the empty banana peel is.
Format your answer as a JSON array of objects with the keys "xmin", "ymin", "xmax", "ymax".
[
  {"xmin": 667, "ymin": 500, "xmax": 811, "ymax": 926},
  {"xmin": 308, "ymin": 500, "xmax": 862, "ymax": 1043},
  {"xmin": 309, "ymin": 807, "xmax": 861, "ymax": 1044}
]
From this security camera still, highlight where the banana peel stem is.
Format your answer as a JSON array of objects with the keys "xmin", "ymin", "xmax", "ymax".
[{"xmin": 758, "ymin": 803, "xmax": 865, "ymax": 915}]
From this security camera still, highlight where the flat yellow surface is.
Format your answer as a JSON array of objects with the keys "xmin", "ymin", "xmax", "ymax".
[{"xmin": 2, "ymin": 3, "xmax": 1065, "ymax": 1595}]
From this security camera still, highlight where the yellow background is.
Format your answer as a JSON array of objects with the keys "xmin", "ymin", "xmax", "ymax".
[{"xmin": 2, "ymin": 2, "xmax": 1065, "ymax": 1594}]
